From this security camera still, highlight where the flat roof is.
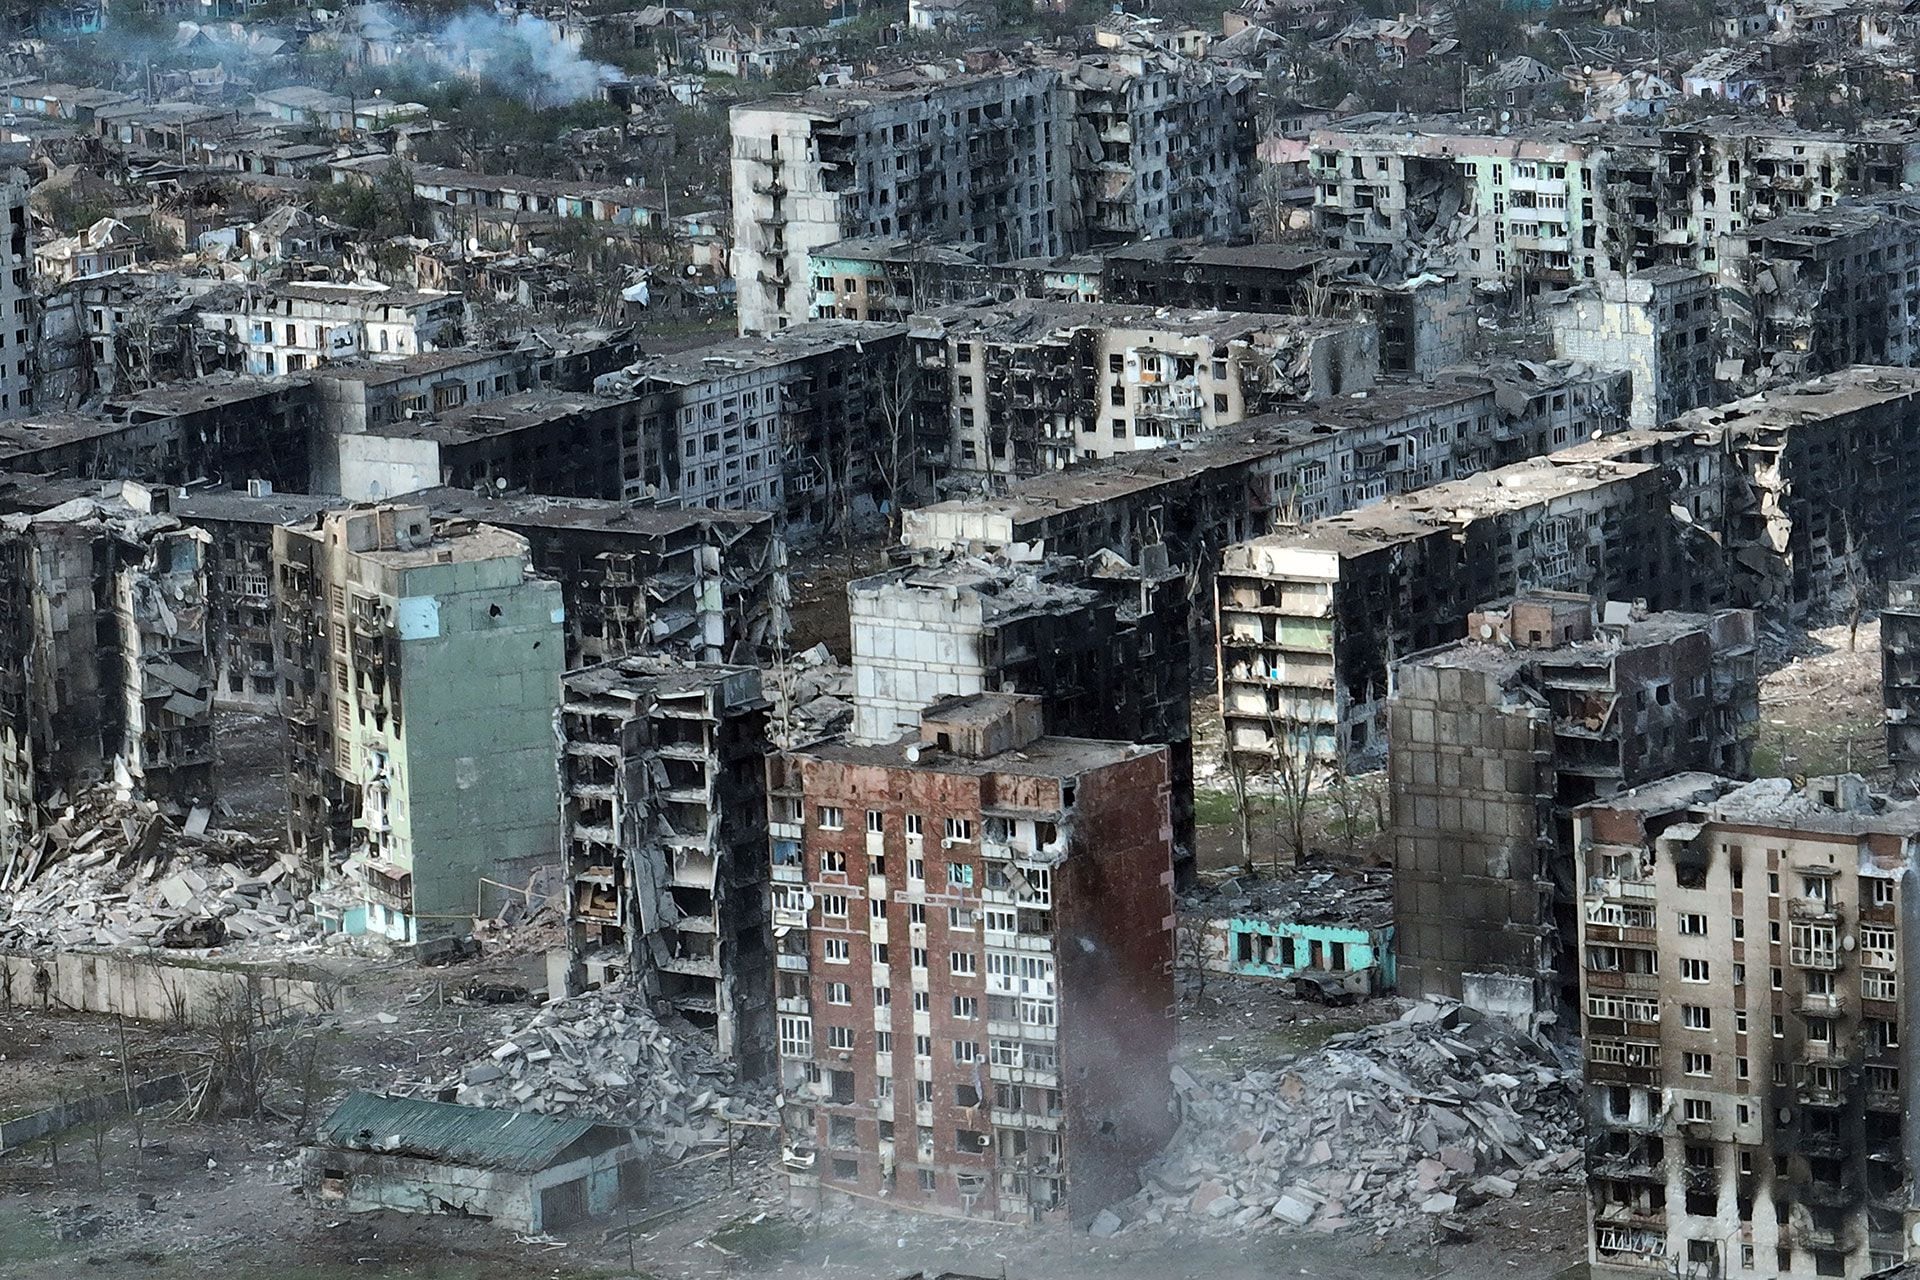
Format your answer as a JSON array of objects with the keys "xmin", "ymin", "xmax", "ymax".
[
  {"xmin": 371, "ymin": 391, "xmax": 623, "ymax": 444},
  {"xmin": 916, "ymin": 296, "xmax": 1359, "ymax": 342},
  {"xmin": 408, "ymin": 486, "xmax": 771, "ymax": 535},
  {"xmin": 792, "ymin": 730, "xmax": 1154, "ymax": 780},
  {"xmin": 615, "ymin": 320, "xmax": 909, "ymax": 386}
]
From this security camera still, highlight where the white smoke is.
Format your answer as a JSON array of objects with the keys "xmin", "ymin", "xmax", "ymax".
[{"xmin": 358, "ymin": 5, "xmax": 618, "ymax": 108}]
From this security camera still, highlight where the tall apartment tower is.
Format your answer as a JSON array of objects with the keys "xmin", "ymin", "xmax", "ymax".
[
  {"xmin": 1390, "ymin": 592, "xmax": 1758, "ymax": 1019},
  {"xmin": 559, "ymin": 655, "xmax": 775, "ymax": 1077},
  {"xmin": 0, "ymin": 164, "xmax": 32, "ymax": 418},
  {"xmin": 0, "ymin": 492, "xmax": 212, "ymax": 872},
  {"xmin": 1884, "ymin": 578, "xmax": 1920, "ymax": 791},
  {"xmin": 1575, "ymin": 773, "xmax": 1920, "ymax": 1280},
  {"xmin": 847, "ymin": 553, "xmax": 1195, "ymax": 882},
  {"xmin": 729, "ymin": 69, "xmax": 1069, "ymax": 334},
  {"xmin": 274, "ymin": 505, "xmax": 565, "ymax": 943},
  {"xmin": 769, "ymin": 692, "xmax": 1175, "ymax": 1224}
]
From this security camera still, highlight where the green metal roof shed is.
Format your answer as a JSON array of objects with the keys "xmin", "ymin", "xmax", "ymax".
[{"xmin": 315, "ymin": 1091, "xmax": 618, "ymax": 1173}]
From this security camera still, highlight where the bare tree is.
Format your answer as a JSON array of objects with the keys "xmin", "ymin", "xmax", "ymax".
[
  {"xmin": 1327, "ymin": 766, "xmax": 1366, "ymax": 858},
  {"xmin": 1264, "ymin": 706, "xmax": 1323, "ymax": 870},
  {"xmin": 871, "ymin": 347, "xmax": 920, "ymax": 540},
  {"xmin": 1224, "ymin": 747, "xmax": 1259, "ymax": 879},
  {"xmin": 1178, "ymin": 921, "xmax": 1211, "ymax": 1010}
]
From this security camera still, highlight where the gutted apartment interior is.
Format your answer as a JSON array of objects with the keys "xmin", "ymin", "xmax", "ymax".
[{"xmin": 562, "ymin": 656, "xmax": 774, "ymax": 1077}]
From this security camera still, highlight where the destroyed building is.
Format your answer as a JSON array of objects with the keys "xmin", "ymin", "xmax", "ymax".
[
  {"xmin": 194, "ymin": 280, "xmax": 466, "ymax": 376},
  {"xmin": 559, "ymin": 657, "xmax": 774, "ymax": 1077},
  {"xmin": 0, "ymin": 492, "xmax": 212, "ymax": 877},
  {"xmin": 307, "ymin": 1092, "xmax": 645, "ymax": 1234},
  {"xmin": 1548, "ymin": 267, "xmax": 1721, "ymax": 431},
  {"xmin": 593, "ymin": 321, "xmax": 913, "ymax": 528},
  {"xmin": 274, "ymin": 505, "xmax": 565, "ymax": 943},
  {"xmin": 1214, "ymin": 444, "xmax": 1718, "ymax": 769},
  {"xmin": 1719, "ymin": 197, "xmax": 1920, "ymax": 388},
  {"xmin": 911, "ymin": 300, "xmax": 1377, "ymax": 481},
  {"xmin": 730, "ymin": 50, "xmax": 1254, "ymax": 334},
  {"xmin": 1883, "ymin": 579, "xmax": 1920, "ymax": 792},
  {"xmin": 0, "ymin": 159, "xmax": 29, "ymax": 419},
  {"xmin": 1390, "ymin": 592, "xmax": 1758, "ymax": 1021},
  {"xmin": 408, "ymin": 489, "xmax": 786, "ymax": 668},
  {"xmin": 1179, "ymin": 870, "xmax": 1395, "ymax": 999},
  {"xmin": 1309, "ymin": 117, "xmax": 1920, "ymax": 291},
  {"xmin": 904, "ymin": 364, "xmax": 1632, "ymax": 595},
  {"xmin": 1574, "ymin": 773, "xmax": 1920, "ymax": 1279},
  {"xmin": 848, "ymin": 551, "xmax": 1194, "ymax": 883},
  {"xmin": 730, "ymin": 69, "xmax": 1071, "ymax": 334},
  {"xmin": 770, "ymin": 692, "xmax": 1174, "ymax": 1223}
]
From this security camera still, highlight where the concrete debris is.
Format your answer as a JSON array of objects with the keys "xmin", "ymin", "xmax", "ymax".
[
  {"xmin": 0, "ymin": 781, "xmax": 322, "ymax": 954},
  {"xmin": 400, "ymin": 984, "xmax": 770, "ymax": 1151},
  {"xmin": 1117, "ymin": 1000, "xmax": 1579, "ymax": 1237},
  {"xmin": 767, "ymin": 643, "xmax": 853, "ymax": 747}
]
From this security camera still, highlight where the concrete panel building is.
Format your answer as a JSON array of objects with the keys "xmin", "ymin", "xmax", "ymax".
[
  {"xmin": 560, "ymin": 657, "xmax": 773, "ymax": 1076},
  {"xmin": 1548, "ymin": 267, "xmax": 1720, "ymax": 430},
  {"xmin": 1575, "ymin": 774, "xmax": 1920, "ymax": 1279},
  {"xmin": 1390, "ymin": 593, "xmax": 1758, "ymax": 1019},
  {"xmin": 771, "ymin": 693, "xmax": 1174, "ymax": 1224},
  {"xmin": 0, "ymin": 492, "xmax": 212, "ymax": 876},
  {"xmin": 274, "ymin": 505, "xmax": 565, "ymax": 943},
  {"xmin": 912, "ymin": 299, "xmax": 1376, "ymax": 481},
  {"xmin": 1884, "ymin": 578, "xmax": 1920, "ymax": 791}
]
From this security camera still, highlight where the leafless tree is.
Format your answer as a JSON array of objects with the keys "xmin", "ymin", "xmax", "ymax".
[
  {"xmin": 1327, "ymin": 766, "xmax": 1366, "ymax": 857},
  {"xmin": 1224, "ymin": 747, "xmax": 1259, "ymax": 879},
  {"xmin": 1264, "ymin": 706, "xmax": 1323, "ymax": 870},
  {"xmin": 871, "ymin": 348, "xmax": 920, "ymax": 540},
  {"xmin": 1178, "ymin": 921, "xmax": 1211, "ymax": 1010}
]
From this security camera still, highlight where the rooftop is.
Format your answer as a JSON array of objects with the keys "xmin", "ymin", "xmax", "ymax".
[
  {"xmin": 314, "ymin": 1091, "xmax": 616, "ymax": 1173},
  {"xmin": 851, "ymin": 557, "xmax": 1100, "ymax": 624},
  {"xmin": 916, "ymin": 296, "xmax": 1357, "ymax": 342},
  {"xmin": 792, "ymin": 729, "xmax": 1154, "ymax": 781},
  {"xmin": 607, "ymin": 320, "xmax": 908, "ymax": 387},
  {"xmin": 407, "ymin": 486, "xmax": 771, "ymax": 536},
  {"xmin": 372, "ymin": 391, "xmax": 622, "ymax": 445},
  {"xmin": 1672, "ymin": 365, "xmax": 1920, "ymax": 436}
]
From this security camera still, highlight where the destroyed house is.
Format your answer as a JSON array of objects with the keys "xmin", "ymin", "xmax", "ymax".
[
  {"xmin": 560, "ymin": 658, "xmax": 774, "ymax": 1077},
  {"xmin": 308, "ymin": 1091, "xmax": 644, "ymax": 1234}
]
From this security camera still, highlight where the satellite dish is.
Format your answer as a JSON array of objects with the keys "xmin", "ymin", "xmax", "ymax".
[
  {"xmin": 494, "ymin": 477, "xmax": 508, "ymax": 490},
  {"xmin": 904, "ymin": 743, "xmax": 922, "ymax": 762},
  {"xmin": 1479, "ymin": 623, "xmax": 1495, "ymax": 639}
]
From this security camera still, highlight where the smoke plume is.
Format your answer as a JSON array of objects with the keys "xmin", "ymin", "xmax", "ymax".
[{"xmin": 359, "ymin": 5, "xmax": 618, "ymax": 108}]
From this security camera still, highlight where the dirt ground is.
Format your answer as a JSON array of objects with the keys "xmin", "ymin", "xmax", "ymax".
[
  {"xmin": 1753, "ymin": 615, "xmax": 1892, "ymax": 786},
  {"xmin": 786, "ymin": 534, "xmax": 893, "ymax": 660},
  {"xmin": 0, "ymin": 955, "xmax": 1590, "ymax": 1280}
]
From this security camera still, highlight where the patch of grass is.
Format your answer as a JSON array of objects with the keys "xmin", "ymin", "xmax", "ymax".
[
  {"xmin": 0, "ymin": 1205, "xmax": 67, "ymax": 1271},
  {"xmin": 1193, "ymin": 787, "xmax": 1239, "ymax": 828}
]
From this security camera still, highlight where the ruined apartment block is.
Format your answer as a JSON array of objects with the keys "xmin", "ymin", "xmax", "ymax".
[
  {"xmin": 560, "ymin": 657, "xmax": 774, "ymax": 1078},
  {"xmin": 275, "ymin": 505, "xmax": 564, "ymax": 943},
  {"xmin": 1720, "ymin": 197, "xmax": 1920, "ymax": 388},
  {"xmin": 905, "ymin": 363, "xmax": 1632, "ymax": 587},
  {"xmin": 770, "ymin": 692, "xmax": 1174, "ymax": 1224},
  {"xmin": 1576, "ymin": 773, "xmax": 1920, "ymax": 1279},
  {"xmin": 1215, "ymin": 446, "xmax": 1716, "ymax": 770},
  {"xmin": 0, "ymin": 493, "xmax": 212, "ymax": 877},
  {"xmin": 1883, "ymin": 579, "xmax": 1920, "ymax": 791},
  {"xmin": 411, "ymin": 488, "xmax": 786, "ymax": 669},
  {"xmin": 848, "ymin": 551, "xmax": 1194, "ymax": 882},
  {"xmin": 595, "ymin": 321, "xmax": 912, "ymax": 530},
  {"xmin": 1675, "ymin": 367, "xmax": 1920, "ymax": 614},
  {"xmin": 1390, "ymin": 592, "xmax": 1758, "ymax": 1018},
  {"xmin": 1308, "ymin": 118, "xmax": 1920, "ymax": 291},
  {"xmin": 1549, "ymin": 266, "xmax": 1721, "ymax": 430},
  {"xmin": 913, "ymin": 299, "xmax": 1376, "ymax": 480},
  {"xmin": 0, "ymin": 162, "xmax": 30, "ymax": 419},
  {"xmin": 730, "ymin": 70, "xmax": 1069, "ymax": 334},
  {"xmin": 1050, "ymin": 43, "xmax": 1253, "ymax": 248}
]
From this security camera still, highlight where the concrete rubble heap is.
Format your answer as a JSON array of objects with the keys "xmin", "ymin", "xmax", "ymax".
[
  {"xmin": 0, "ymin": 779, "xmax": 319, "ymax": 952},
  {"xmin": 406, "ymin": 985, "xmax": 771, "ymax": 1157},
  {"xmin": 767, "ymin": 642, "xmax": 853, "ymax": 747},
  {"xmin": 1108, "ymin": 1000, "xmax": 1580, "ymax": 1238}
]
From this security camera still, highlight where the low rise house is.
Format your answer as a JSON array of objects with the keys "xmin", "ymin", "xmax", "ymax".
[{"xmin": 307, "ymin": 1092, "xmax": 644, "ymax": 1232}]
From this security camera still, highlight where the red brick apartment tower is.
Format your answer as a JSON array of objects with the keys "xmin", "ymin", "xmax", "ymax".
[{"xmin": 769, "ymin": 691, "xmax": 1175, "ymax": 1224}]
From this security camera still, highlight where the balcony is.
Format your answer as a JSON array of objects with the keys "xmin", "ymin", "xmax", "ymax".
[
  {"xmin": 777, "ymin": 953, "xmax": 810, "ymax": 972},
  {"xmin": 1796, "ymin": 992, "xmax": 1847, "ymax": 1018},
  {"xmin": 1788, "ymin": 898, "xmax": 1839, "ymax": 923}
]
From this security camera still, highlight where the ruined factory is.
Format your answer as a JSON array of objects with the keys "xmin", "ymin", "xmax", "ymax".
[{"xmin": 13, "ymin": 2, "xmax": 1920, "ymax": 1280}]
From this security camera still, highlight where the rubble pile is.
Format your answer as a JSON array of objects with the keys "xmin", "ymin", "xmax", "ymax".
[
  {"xmin": 407, "ymin": 985, "xmax": 770, "ymax": 1156},
  {"xmin": 1109, "ymin": 1001, "xmax": 1581, "ymax": 1238},
  {"xmin": 0, "ymin": 781, "xmax": 320, "ymax": 952},
  {"xmin": 768, "ymin": 642, "xmax": 853, "ymax": 747}
]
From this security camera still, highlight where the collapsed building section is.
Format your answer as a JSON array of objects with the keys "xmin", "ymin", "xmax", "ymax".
[
  {"xmin": 1719, "ymin": 197, "xmax": 1920, "ymax": 390},
  {"xmin": 1389, "ymin": 592, "xmax": 1757, "ymax": 1022},
  {"xmin": 912, "ymin": 299, "xmax": 1376, "ymax": 483},
  {"xmin": 0, "ymin": 491, "xmax": 212, "ymax": 880},
  {"xmin": 560, "ymin": 657, "xmax": 774, "ymax": 1078},
  {"xmin": 771, "ymin": 692, "xmax": 1175, "ymax": 1224},
  {"xmin": 1575, "ymin": 773, "xmax": 1920, "ymax": 1279},
  {"xmin": 274, "ymin": 505, "xmax": 565, "ymax": 943},
  {"xmin": 848, "ymin": 551, "xmax": 1194, "ymax": 882},
  {"xmin": 1547, "ymin": 267, "xmax": 1721, "ymax": 431},
  {"xmin": 904, "ymin": 363, "xmax": 1631, "ymax": 599},
  {"xmin": 1883, "ymin": 579, "xmax": 1920, "ymax": 792},
  {"xmin": 409, "ymin": 488, "xmax": 787, "ymax": 668}
]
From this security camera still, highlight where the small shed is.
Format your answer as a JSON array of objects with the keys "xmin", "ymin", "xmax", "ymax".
[{"xmin": 306, "ymin": 1092, "xmax": 644, "ymax": 1233}]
